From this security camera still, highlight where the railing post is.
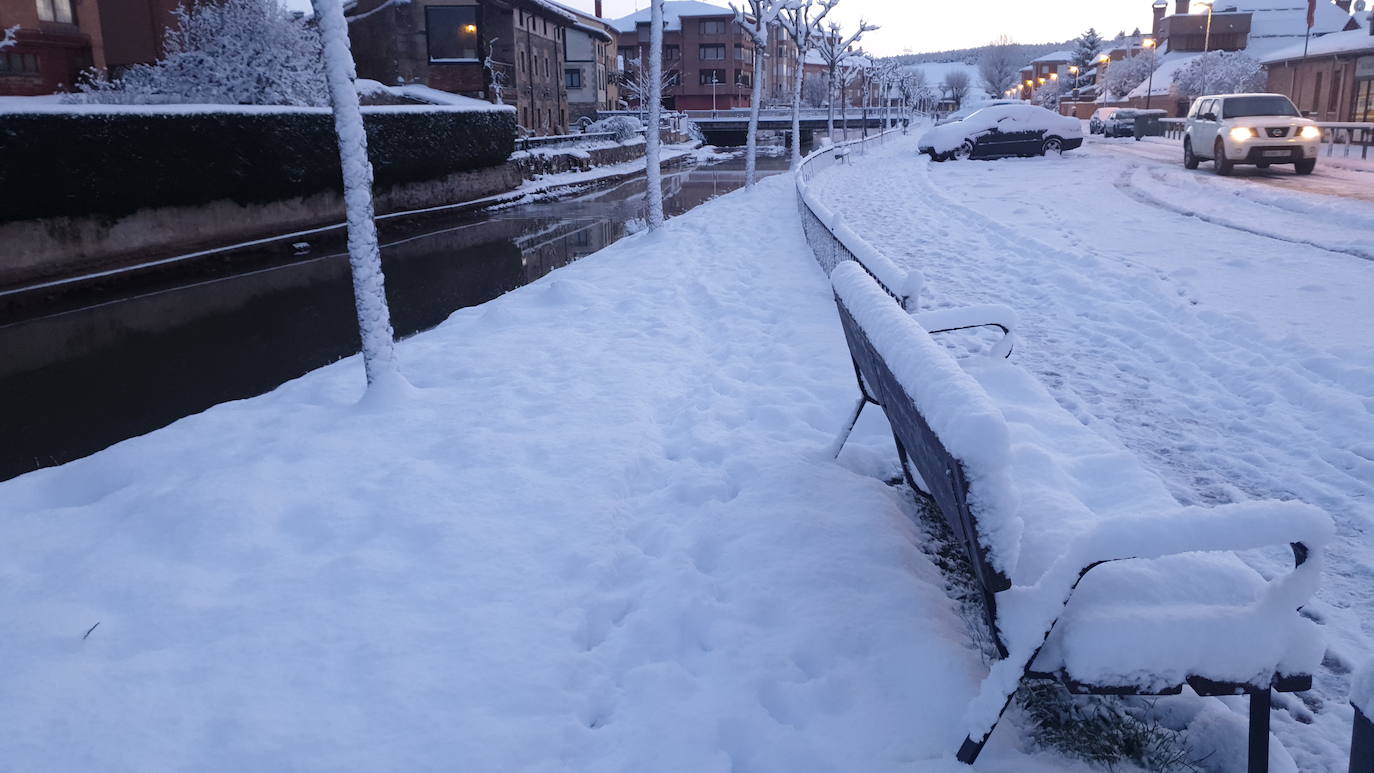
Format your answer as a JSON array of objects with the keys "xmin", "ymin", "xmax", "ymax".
[{"xmin": 1353, "ymin": 704, "xmax": 1374, "ymax": 773}]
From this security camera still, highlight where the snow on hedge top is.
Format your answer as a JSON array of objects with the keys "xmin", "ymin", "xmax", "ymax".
[
  {"xmin": 1355, "ymin": 660, "xmax": 1374, "ymax": 716},
  {"xmin": 830, "ymin": 261, "xmax": 1023, "ymax": 575},
  {"xmin": 0, "ymin": 98, "xmax": 510, "ymax": 116},
  {"xmin": 919, "ymin": 104, "xmax": 1082, "ymax": 154}
]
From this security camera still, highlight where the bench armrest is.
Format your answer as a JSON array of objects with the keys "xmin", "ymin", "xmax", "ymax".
[{"xmin": 915, "ymin": 304, "xmax": 1018, "ymax": 359}]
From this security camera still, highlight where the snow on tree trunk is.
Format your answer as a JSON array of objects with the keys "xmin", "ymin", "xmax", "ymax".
[
  {"xmin": 826, "ymin": 66, "xmax": 835, "ymax": 139},
  {"xmin": 746, "ymin": 44, "xmax": 766, "ymax": 188},
  {"xmin": 645, "ymin": 0, "xmax": 665, "ymax": 230},
  {"xmin": 311, "ymin": 0, "xmax": 401, "ymax": 390},
  {"xmin": 790, "ymin": 49, "xmax": 806, "ymax": 170}
]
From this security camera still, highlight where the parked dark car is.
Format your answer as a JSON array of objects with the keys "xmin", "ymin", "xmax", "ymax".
[
  {"xmin": 1102, "ymin": 109, "xmax": 1140, "ymax": 138},
  {"xmin": 918, "ymin": 104, "xmax": 1085, "ymax": 161}
]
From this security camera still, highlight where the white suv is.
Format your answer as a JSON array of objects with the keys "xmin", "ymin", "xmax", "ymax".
[{"xmin": 1182, "ymin": 93, "xmax": 1321, "ymax": 176}]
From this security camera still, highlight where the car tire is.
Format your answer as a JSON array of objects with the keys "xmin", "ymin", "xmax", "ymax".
[
  {"xmin": 952, "ymin": 140, "xmax": 975, "ymax": 161},
  {"xmin": 1295, "ymin": 158, "xmax": 1316, "ymax": 175},
  {"xmin": 1183, "ymin": 138, "xmax": 1200, "ymax": 169},
  {"xmin": 1214, "ymin": 140, "xmax": 1234, "ymax": 176},
  {"xmin": 1042, "ymin": 136, "xmax": 1064, "ymax": 156}
]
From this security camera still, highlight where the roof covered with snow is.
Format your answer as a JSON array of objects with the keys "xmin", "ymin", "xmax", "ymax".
[
  {"xmin": 1127, "ymin": 51, "xmax": 1201, "ymax": 98},
  {"xmin": 1261, "ymin": 17, "xmax": 1374, "ymax": 62},
  {"xmin": 1031, "ymin": 50, "xmax": 1075, "ymax": 64},
  {"xmin": 609, "ymin": 0, "xmax": 735, "ymax": 33}
]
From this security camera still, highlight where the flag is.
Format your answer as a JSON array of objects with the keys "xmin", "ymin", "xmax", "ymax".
[{"xmin": 1307, "ymin": 0, "xmax": 1317, "ymax": 29}]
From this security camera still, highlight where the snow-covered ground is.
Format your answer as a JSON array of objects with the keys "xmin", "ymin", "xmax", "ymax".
[
  {"xmin": 809, "ymin": 133, "xmax": 1374, "ymax": 772},
  {"xmin": 0, "ymin": 173, "xmax": 1112, "ymax": 772}
]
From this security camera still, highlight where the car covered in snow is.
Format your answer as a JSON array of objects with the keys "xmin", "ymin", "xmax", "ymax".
[
  {"xmin": 1182, "ymin": 93, "xmax": 1321, "ymax": 175},
  {"xmin": 935, "ymin": 100, "xmax": 1016, "ymax": 126},
  {"xmin": 919, "ymin": 104, "xmax": 1084, "ymax": 161},
  {"xmin": 1088, "ymin": 107, "xmax": 1121, "ymax": 135}
]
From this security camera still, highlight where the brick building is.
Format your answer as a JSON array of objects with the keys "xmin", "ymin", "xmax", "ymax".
[
  {"xmin": 348, "ymin": 0, "xmax": 575, "ymax": 134},
  {"xmin": 611, "ymin": 0, "xmax": 796, "ymax": 111},
  {"xmin": 1263, "ymin": 13, "xmax": 1374, "ymax": 122},
  {"xmin": 0, "ymin": 0, "xmax": 178, "ymax": 96}
]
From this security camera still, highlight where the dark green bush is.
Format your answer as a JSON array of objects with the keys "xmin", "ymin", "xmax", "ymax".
[{"xmin": 0, "ymin": 107, "xmax": 516, "ymax": 223}]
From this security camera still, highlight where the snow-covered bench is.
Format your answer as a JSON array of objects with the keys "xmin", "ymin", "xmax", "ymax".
[
  {"xmin": 828, "ymin": 261, "xmax": 1333, "ymax": 773},
  {"xmin": 1354, "ymin": 662, "xmax": 1374, "ymax": 773}
]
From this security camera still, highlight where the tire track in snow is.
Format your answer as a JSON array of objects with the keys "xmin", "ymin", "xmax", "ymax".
[{"xmin": 1112, "ymin": 164, "xmax": 1374, "ymax": 263}]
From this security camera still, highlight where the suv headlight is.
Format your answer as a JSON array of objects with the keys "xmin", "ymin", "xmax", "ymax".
[
  {"xmin": 1299, "ymin": 125, "xmax": 1322, "ymax": 140},
  {"xmin": 1229, "ymin": 127, "xmax": 1257, "ymax": 141}
]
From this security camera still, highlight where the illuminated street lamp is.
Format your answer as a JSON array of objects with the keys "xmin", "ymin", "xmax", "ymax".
[
  {"xmin": 1142, "ymin": 37, "xmax": 1158, "ymax": 109},
  {"xmin": 1196, "ymin": 0, "xmax": 1215, "ymax": 52}
]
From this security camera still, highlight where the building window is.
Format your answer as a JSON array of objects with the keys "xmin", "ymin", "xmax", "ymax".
[
  {"xmin": 664, "ymin": 45, "xmax": 680, "ymax": 60},
  {"xmin": 426, "ymin": 6, "xmax": 480, "ymax": 62},
  {"xmin": 1312, "ymin": 71, "xmax": 1323, "ymax": 113},
  {"xmin": 566, "ymin": 68, "xmax": 582, "ymax": 88},
  {"xmin": 735, "ymin": 69, "xmax": 751, "ymax": 87},
  {"xmin": 700, "ymin": 20, "xmax": 728, "ymax": 35},
  {"xmin": 699, "ymin": 44, "xmax": 725, "ymax": 61},
  {"xmin": 1329, "ymin": 70, "xmax": 1342, "ymax": 113},
  {"xmin": 619, "ymin": 46, "xmax": 637, "ymax": 62},
  {"xmin": 700, "ymin": 68, "xmax": 725, "ymax": 85},
  {"xmin": 0, "ymin": 52, "xmax": 41, "ymax": 75},
  {"xmin": 36, "ymin": 0, "xmax": 74, "ymax": 23},
  {"xmin": 666, "ymin": 70, "xmax": 681, "ymax": 86}
]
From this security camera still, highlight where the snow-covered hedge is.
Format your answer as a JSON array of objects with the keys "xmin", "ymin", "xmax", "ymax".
[
  {"xmin": 0, "ymin": 107, "xmax": 516, "ymax": 223},
  {"xmin": 1355, "ymin": 660, "xmax": 1374, "ymax": 717}
]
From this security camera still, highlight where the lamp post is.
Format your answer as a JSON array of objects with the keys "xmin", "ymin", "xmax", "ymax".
[
  {"xmin": 1197, "ymin": 0, "xmax": 1215, "ymax": 52},
  {"xmin": 1142, "ymin": 37, "xmax": 1157, "ymax": 109}
]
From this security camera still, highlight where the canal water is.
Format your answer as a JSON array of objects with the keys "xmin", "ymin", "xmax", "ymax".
[{"xmin": 0, "ymin": 153, "xmax": 790, "ymax": 482}]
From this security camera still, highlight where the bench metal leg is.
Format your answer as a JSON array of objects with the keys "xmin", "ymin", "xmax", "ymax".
[
  {"xmin": 1249, "ymin": 689, "xmax": 1271, "ymax": 773},
  {"xmin": 1353, "ymin": 704, "xmax": 1374, "ymax": 773},
  {"xmin": 828, "ymin": 396, "xmax": 867, "ymax": 459}
]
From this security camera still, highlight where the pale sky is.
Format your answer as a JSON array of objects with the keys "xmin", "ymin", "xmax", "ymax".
[{"xmin": 560, "ymin": 0, "xmax": 1155, "ymax": 56}]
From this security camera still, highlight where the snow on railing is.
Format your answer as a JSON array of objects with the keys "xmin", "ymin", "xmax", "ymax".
[{"xmin": 795, "ymin": 126, "xmax": 919, "ymax": 310}]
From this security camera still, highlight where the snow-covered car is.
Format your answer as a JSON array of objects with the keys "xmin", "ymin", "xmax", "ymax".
[
  {"xmin": 935, "ymin": 100, "xmax": 1016, "ymax": 126},
  {"xmin": 1182, "ymin": 93, "xmax": 1321, "ymax": 176},
  {"xmin": 1101, "ymin": 108, "xmax": 1139, "ymax": 138},
  {"xmin": 919, "ymin": 104, "xmax": 1084, "ymax": 162},
  {"xmin": 1088, "ymin": 107, "xmax": 1121, "ymax": 135}
]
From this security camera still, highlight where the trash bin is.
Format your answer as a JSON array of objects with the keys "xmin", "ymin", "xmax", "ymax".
[{"xmin": 1133, "ymin": 109, "xmax": 1168, "ymax": 140}]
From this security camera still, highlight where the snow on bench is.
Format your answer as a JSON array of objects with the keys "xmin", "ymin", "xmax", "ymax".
[
  {"xmin": 1354, "ymin": 661, "xmax": 1374, "ymax": 773},
  {"xmin": 828, "ymin": 261, "xmax": 1333, "ymax": 772}
]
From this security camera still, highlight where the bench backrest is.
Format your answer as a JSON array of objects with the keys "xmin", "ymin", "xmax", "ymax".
[{"xmin": 831, "ymin": 264, "xmax": 1014, "ymax": 647}]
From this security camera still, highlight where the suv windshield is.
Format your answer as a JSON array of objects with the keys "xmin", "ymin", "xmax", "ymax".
[{"xmin": 1222, "ymin": 96, "xmax": 1300, "ymax": 118}]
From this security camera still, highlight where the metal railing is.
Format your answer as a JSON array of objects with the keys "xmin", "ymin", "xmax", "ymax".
[
  {"xmin": 794, "ymin": 127, "xmax": 916, "ymax": 307},
  {"xmin": 516, "ymin": 131, "xmax": 638, "ymax": 151},
  {"xmin": 1160, "ymin": 117, "xmax": 1186, "ymax": 140}
]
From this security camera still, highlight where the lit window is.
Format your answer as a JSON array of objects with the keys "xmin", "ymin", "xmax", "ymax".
[
  {"xmin": 36, "ymin": 0, "xmax": 75, "ymax": 23},
  {"xmin": 426, "ymin": 6, "xmax": 480, "ymax": 62}
]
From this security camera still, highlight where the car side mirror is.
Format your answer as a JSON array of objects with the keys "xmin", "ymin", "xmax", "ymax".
[{"xmin": 1202, "ymin": 112, "xmax": 1217, "ymax": 122}]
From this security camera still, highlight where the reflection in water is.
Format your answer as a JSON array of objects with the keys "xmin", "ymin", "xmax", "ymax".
[{"xmin": 0, "ymin": 155, "xmax": 786, "ymax": 481}]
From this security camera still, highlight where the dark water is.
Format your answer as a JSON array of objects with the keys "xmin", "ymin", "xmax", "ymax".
[{"xmin": 0, "ymin": 154, "xmax": 789, "ymax": 482}]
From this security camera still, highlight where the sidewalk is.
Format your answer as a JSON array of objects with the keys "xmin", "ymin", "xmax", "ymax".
[{"xmin": 0, "ymin": 174, "xmax": 1084, "ymax": 771}]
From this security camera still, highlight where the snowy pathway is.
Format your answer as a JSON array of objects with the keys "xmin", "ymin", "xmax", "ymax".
[
  {"xmin": 808, "ymin": 135, "xmax": 1374, "ymax": 771},
  {"xmin": 0, "ymin": 175, "xmax": 1094, "ymax": 772}
]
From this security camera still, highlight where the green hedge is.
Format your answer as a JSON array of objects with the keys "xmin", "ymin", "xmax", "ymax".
[{"xmin": 0, "ymin": 107, "xmax": 517, "ymax": 223}]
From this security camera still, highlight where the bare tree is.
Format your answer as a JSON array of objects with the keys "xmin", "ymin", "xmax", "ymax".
[
  {"xmin": 617, "ymin": 56, "xmax": 677, "ymax": 112},
  {"xmin": 645, "ymin": 0, "xmax": 665, "ymax": 229},
  {"xmin": 780, "ymin": 0, "xmax": 838, "ymax": 170},
  {"xmin": 813, "ymin": 19, "xmax": 877, "ymax": 141},
  {"xmin": 312, "ymin": 0, "xmax": 402, "ymax": 392},
  {"xmin": 978, "ymin": 35, "xmax": 1020, "ymax": 97},
  {"xmin": 731, "ymin": 0, "xmax": 800, "ymax": 188},
  {"xmin": 943, "ymin": 69, "xmax": 971, "ymax": 110}
]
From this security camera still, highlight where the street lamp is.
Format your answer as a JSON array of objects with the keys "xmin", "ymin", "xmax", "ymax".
[
  {"xmin": 1142, "ymin": 37, "xmax": 1158, "ymax": 109},
  {"xmin": 1196, "ymin": 0, "xmax": 1215, "ymax": 53}
]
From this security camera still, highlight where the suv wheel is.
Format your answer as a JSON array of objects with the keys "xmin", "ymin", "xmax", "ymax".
[
  {"xmin": 1183, "ymin": 138, "xmax": 1199, "ymax": 169},
  {"xmin": 1213, "ymin": 139, "xmax": 1234, "ymax": 176},
  {"xmin": 1295, "ymin": 158, "xmax": 1316, "ymax": 175}
]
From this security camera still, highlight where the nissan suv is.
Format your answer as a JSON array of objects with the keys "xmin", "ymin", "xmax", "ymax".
[{"xmin": 1182, "ymin": 93, "xmax": 1321, "ymax": 175}]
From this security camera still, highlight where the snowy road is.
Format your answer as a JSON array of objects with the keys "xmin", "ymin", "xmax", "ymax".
[
  {"xmin": 810, "ymin": 135, "xmax": 1374, "ymax": 771},
  {"xmin": 1095, "ymin": 135, "xmax": 1374, "ymax": 205}
]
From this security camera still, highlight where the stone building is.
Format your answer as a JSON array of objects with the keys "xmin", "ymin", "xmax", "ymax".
[
  {"xmin": 0, "ymin": 0, "xmax": 180, "ymax": 96},
  {"xmin": 548, "ymin": 0, "xmax": 617, "ymax": 125},
  {"xmin": 348, "ymin": 0, "xmax": 576, "ymax": 134}
]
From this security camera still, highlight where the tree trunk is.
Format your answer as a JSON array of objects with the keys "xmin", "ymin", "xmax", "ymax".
[
  {"xmin": 646, "ymin": 0, "xmax": 665, "ymax": 229},
  {"xmin": 826, "ymin": 65, "xmax": 835, "ymax": 141},
  {"xmin": 790, "ymin": 49, "xmax": 806, "ymax": 170},
  {"xmin": 745, "ymin": 42, "xmax": 766, "ymax": 188},
  {"xmin": 311, "ymin": 0, "xmax": 400, "ymax": 390}
]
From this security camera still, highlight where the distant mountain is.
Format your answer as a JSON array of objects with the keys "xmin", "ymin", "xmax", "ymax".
[{"xmin": 883, "ymin": 42, "xmax": 1070, "ymax": 68}]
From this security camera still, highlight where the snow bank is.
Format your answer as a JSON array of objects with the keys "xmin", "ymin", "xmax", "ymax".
[
  {"xmin": 831, "ymin": 261, "xmax": 1023, "ymax": 575},
  {"xmin": 1355, "ymin": 660, "xmax": 1374, "ymax": 716},
  {"xmin": 920, "ymin": 104, "xmax": 1082, "ymax": 154}
]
